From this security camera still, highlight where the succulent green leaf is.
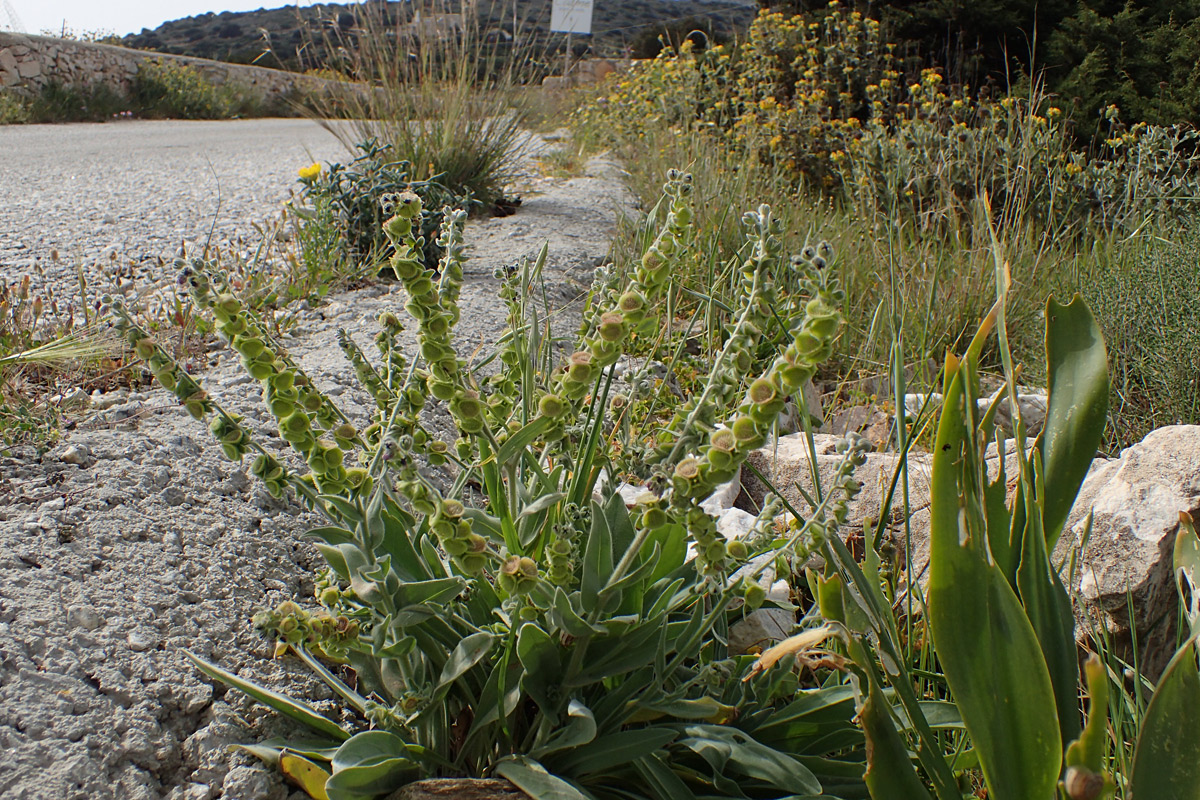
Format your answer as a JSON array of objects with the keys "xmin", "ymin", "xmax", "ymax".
[
  {"xmin": 1130, "ymin": 637, "xmax": 1200, "ymax": 800},
  {"xmin": 580, "ymin": 501, "xmax": 614, "ymax": 610},
  {"xmin": 494, "ymin": 756, "xmax": 590, "ymax": 800},
  {"xmin": 326, "ymin": 731, "xmax": 418, "ymax": 799},
  {"xmin": 1175, "ymin": 513, "xmax": 1200, "ymax": 638},
  {"xmin": 633, "ymin": 753, "xmax": 698, "ymax": 800},
  {"xmin": 530, "ymin": 700, "xmax": 597, "ymax": 760},
  {"xmin": 435, "ymin": 631, "xmax": 496, "ymax": 692},
  {"xmin": 927, "ymin": 356, "xmax": 1061, "ymax": 800},
  {"xmin": 860, "ymin": 678, "xmax": 934, "ymax": 800},
  {"xmin": 1040, "ymin": 295, "xmax": 1108, "ymax": 551},
  {"xmin": 185, "ymin": 651, "xmax": 349, "ymax": 741}
]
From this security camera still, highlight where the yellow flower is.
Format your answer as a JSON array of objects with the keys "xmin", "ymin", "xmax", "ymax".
[{"xmin": 298, "ymin": 163, "xmax": 322, "ymax": 180}]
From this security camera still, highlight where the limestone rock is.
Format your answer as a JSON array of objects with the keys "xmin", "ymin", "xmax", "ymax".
[
  {"xmin": 1055, "ymin": 425, "xmax": 1200, "ymax": 673},
  {"xmin": 739, "ymin": 433, "xmax": 930, "ymax": 532},
  {"xmin": 388, "ymin": 778, "xmax": 524, "ymax": 799}
]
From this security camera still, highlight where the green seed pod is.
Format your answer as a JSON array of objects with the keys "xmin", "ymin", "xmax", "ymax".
[
  {"xmin": 234, "ymin": 335, "xmax": 265, "ymax": 359},
  {"xmin": 617, "ymin": 290, "xmax": 646, "ymax": 315},
  {"xmin": 134, "ymin": 338, "xmax": 156, "ymax": 360},
  {"xmin": 674, "ymin": 457, "xmax": 701, "ymax": 481},
  {"xmin": 459, "ymin": 554, "xmax": 487, "ymax": 574},
  {"xmin": 640, "ymin": 506, "xmax": 668, "ymax": 529},
  {"xmin": 703, "ymin": 541, "xmax": 727, "ymax": 564},
  {"xmin": 537, "ymin": 393, "xmax": 566, "ymax": 419},
  {"xmin": 246, "ymin": 360, "xmax": 274, "ymax": 381},
  {"xmin": 154, "ymin": 368, "xmax": 178, "ymax": 392},
  {"xmin": 391, "ymin": 257, "xmax": 421, "ymax": 281},
  {"xmin": 443, "ymin": 538, "xmax": 469, "ymax": 557},
  {"xmin": 282, "ymin": 410, "xmax": 311, "ymax": 436},
  {"xmin": 743, "ymin": 582, "xmax": 767, "ymax": 610},
  {"xmin": 518, "ymin": 605, "xmax": 539, "ymax": 622},
  {"xmin": 385, "ymin": 215, "xmax": 412, "ymax": 240},
  {"xmin": 452, "ymin": 391, "xmax": 484, "ymax": 420},
  {"xmin": 223, "ymin": 316, "xmax": 247, "ymax": 337},
  {"xmin": 705, "ymin": 447, "xmax": 733, "ymax": 471},
  {"xmin": 726, "ymin": 540, "xmax": 749, "ymax": 560},
  {"xmin": 597, "ymin": 312, "xmax": 627, "ymax": 343},
  {"xmin": 216, "ymin": 294, "xmax": 242, "ymax": 316},
  {"xmin": 409, "ymin": 275, "xmax": 434, "ymax": 297},
  {"xmin": 710, "ymin": 428, "xmax": 736, "ymax": 452},
  {"xmin": 731, "ymin": 415, "xmax": 761, "ymax": 444},
  {"xmin": 517, "ymin": 557, "xmax": 538, "ymax": 579},
  {"xmin": 748, "ymin": 378, "xmax": 777, "ymax": 406}
]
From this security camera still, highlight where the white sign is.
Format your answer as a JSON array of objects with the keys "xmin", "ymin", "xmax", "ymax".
[{"xmin": 550, "ymin": 0, "xmax": 593, "ymax": 34}]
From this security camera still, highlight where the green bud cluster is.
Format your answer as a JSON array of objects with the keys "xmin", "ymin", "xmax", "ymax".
[
  {"xmin": 380, "ymin": 192, "xmax": 480, "ymax": 438},
  {"xmin": 436, "ymin": 207, "xmax": 468, "ymax": 321},
  {"xmin": 542, "ymin": 171, "xmax": 697, "ymax": 439},
  {"xmin": 251, "ymin": 599, "xmax": 360, "ymax": 656},
  {"xmin": 635, "ymin": 169, "xmax": 694, "ymax": 297},
  {"xmin": 544, "ymin": 503, "xmax": 589, "ymax": 587},
  {"xmin": 339, "ymin": 329, "xmax": 390, "ymax": 409},
  {"xmin": 497, "ymin": 554, "xmax": 540, "ymax": 595},
  {"xmin": 210, "ymin": 413, "xmax": 252, "ymax": 461},
  {"xmin": 251, "ymin": 453, "xmax": 290, "ymax": 498},
  {"xmin": 644, "ymin": 207, "xmax": 785, "ymax": 469},
  {"xmin": 108, "ymin": 297, "xmax": 213, "ymax": 420},
  {"xmin": 429, "ymin": 497, "xmax": 487, "ymax": 574}
]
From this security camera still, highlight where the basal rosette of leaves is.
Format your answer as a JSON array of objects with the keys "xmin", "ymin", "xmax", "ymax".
[{"xmin": 107, "ymin": 172, "xmax": 881, "ymax": 800}]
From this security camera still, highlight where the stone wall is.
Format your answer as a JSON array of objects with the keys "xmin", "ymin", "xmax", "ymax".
[{"xmin": 0, "ymin": 32, "xmax": 342, "ymax": 102}]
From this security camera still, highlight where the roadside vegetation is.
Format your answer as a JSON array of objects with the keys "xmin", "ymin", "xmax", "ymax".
[{"xmin": 4, "ymin": 2, "xmax": 1200, "ymax": 798}]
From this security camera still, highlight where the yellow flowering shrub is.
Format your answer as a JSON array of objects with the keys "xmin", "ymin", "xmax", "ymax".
[{"xmin": 573, "ymin": 2, "xmax": 1200, "ymax": 234}]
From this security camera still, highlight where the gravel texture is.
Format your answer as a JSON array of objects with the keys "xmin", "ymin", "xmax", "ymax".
[
  {"xmin": 0, "ymin": 118, "xmax": 347, "ymax": 307},
  {"xmin": 0, "ymin": 118, "xmax": 635, "ymax": 800}
]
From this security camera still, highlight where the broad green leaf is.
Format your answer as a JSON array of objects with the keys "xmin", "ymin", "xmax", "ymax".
[
  {"xmin": 628, "ymin": 695, "xmax": 736, "ymax": 724},
  {"xmin": 581, "ymin": 501, "xmax": 614, "ymax": 610},
  {"xmin": 519, "ymin": 491, "xmax": 567, "ymax": 520},
  {"xmin": 1130, "ymin": 637, "xmax": 1200, "ymax": 800},
  {"xmin": 517, "ymin": 623, "xmax": 564, "ymax": 721},
  {"xmin": 496, "ymin": 416, "xmax": 553, "ymax": 466},
  {"xmin": 1063, "ymin": 656, "xmax": 1115, "ymax": 799},
  {"xmin": 379, "ymin": 509, "xmax": 434, "ymax": 581},
  {"xmin": 325, "ymin": 731, "xmax": 418, "ymax": 799},
  {"xmin": 860, "ymin": 678, "xmax": 934, "ymax": 800},
  {"xmin": 531, "ymin": 700, "xmax": 597, "ymax": 760},
  {"xmin": 435, "ymin": 631, "xmax": 496, "ymax": 692},
  {"xmin": 1175, "ymin": 512, "xmax": 1200, "ymax": 637},
  {"xmin": 926, "ymin": 355, "xmax": 1061, "ymax": 800},
  {"xmin": 1040, "ymin": 295, "xmax": 1108, "ymax": 551},
  {"xmin": 280, "ymin": 752, "xmax": 332, "ymax": 800},
  {"xmin": 634, "ymin": 753, "xmax": 698, "ymax": 800},
  {"xmin": 570, "ymin": 618, "xmax": 666, "ymax": 685},
  {"xmin": 494, "ymin": 756, "xmax": 590, "ymax": 800},
  {"xmin": 395, "ymin": 576, "xmax": 466, "ymax": 609},
  {"xmin": 185, "ymin": 652, "xmax": 349, "ymax": 741},
  {"xmin": 551, "ymin": 728, "xmax": 678, "ymax": 776},
  {"xmin": 1016, "ymin": 453, "xmax": 1082, "ymax": 746},
  {"xmin": 679, "ymin": 725, "xmax": 822, "ymax": 795},
  {"xmin": 550, "ymin": 587, "xmax": 605, "ymax": 637}
]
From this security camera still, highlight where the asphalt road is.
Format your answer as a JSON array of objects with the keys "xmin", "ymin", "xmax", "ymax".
[{"xmin": 0, "ymin": 118, "xmax": 349, "ymax": 304}]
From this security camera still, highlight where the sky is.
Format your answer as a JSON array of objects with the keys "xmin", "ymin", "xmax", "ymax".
[{"xmin": 8, "ymin": 1, "xmax": 323, "ymax": 38}]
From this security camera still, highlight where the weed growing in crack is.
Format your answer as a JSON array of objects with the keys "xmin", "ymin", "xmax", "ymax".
[{"xmin": 108, "ymin": 171, "xmax": 882, "ymax": 799}]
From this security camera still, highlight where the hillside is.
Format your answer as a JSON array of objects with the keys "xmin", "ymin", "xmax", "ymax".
[{"xmin": 120, "ymin": 0, "xmax": 757, "ymax": 71}]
